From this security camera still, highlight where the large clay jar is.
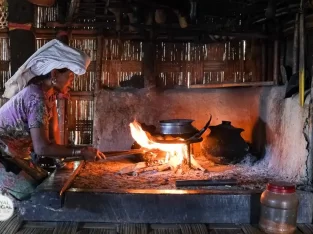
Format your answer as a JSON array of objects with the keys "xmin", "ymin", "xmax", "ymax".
[{"xmin": 201, "ymin": 121, "xmax": 249, "ymax": 164}]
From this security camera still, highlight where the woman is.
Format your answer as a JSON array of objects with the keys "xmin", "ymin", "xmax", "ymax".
[{"xmin": 0, "ymin": 39, "xmax": 105, "ymax": 201}]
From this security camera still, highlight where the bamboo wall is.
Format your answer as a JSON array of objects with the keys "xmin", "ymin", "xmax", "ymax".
[
  {"xmin": 0, "ymin": 36, "xmax": 10, "ymax": 106},
  {"xmin": 101, "ymin": 39, "xmax": 143, "ymax": 87},
  {"xmin": 0, "ymin": 5, "xmax": 271, "ymax": 146},
  {"xmin": 156, "ymin": 40, "xmax": 263, "ymax": 88}
]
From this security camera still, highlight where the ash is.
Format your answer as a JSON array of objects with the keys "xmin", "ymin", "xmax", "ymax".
[{"xmin": 72, "ymin": 153, "xmax": 298, "ymax": 191}]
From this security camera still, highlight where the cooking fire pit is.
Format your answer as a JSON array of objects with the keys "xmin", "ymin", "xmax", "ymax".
[{"xmin": 19, "ymin": 120, "xmax": 313, "ymax": 224}]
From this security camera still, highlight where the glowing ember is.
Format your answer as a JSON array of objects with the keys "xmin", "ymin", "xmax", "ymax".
[{"xmin": 129, "ymin": 120, "xmax": 191, "ymax": 169}]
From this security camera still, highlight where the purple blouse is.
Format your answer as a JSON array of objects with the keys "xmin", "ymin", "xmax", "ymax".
[{"xmin": 0, "ymin": 84, "xmax": 56, "ymax": 159}]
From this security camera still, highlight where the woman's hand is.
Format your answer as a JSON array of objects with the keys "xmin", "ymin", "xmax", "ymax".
[{"xmin": 81, "ymin": 147, "xmax": 106, "ymax": 161}]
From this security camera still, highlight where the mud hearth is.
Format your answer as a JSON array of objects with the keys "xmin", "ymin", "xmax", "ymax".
[{"xmin": 72, "ymin": 154, "xmax": 296, "ymax": 191}]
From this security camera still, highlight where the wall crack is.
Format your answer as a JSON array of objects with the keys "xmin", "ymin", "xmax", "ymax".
[{"xmin": 303, "ymin": 99, "xmax": 312, "ymax": 184}]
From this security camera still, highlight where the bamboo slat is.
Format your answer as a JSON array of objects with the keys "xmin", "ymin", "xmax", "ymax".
[
  {"xmin": 156, "ymin": 40, "xmax": 264, "ymax": 88},
  {"xmin": 0, "ymin": 212, "xmax": 23, "ymax": 234},
  {"xmin": 52, "ymin": 222, "xmax": 79, "ymax": 234},
  {"xmin": 298, "ymin": 224, "xmax": 313, "ymax": 234},
  {"xmin": 101, "ymin": 39, "xmax": 143, "ymax": 88}
]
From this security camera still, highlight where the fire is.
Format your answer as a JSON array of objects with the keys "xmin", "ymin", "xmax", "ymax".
[{"xmin": 129, "ymin": 120, "xmax": 187, "ymax": 168}]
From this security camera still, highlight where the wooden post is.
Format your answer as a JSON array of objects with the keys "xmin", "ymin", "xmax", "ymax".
[
  {"xmin": 261, "ymin": 40, "xmax": 267, "ymax": 81},
  {"xmin": 143, "ymin": 41, "xmax": 156, "ymax": 88},
  {"xmin": 56, "ymin": 31, "xmax": 70, "ymax": 145},
  {"xmin": 7, "ymin": 0, "xmax": 35, "ymax": 75},
  {"xmin": 267, "ymin": 41, "xmax": 274, "ymax": 82},
  {"xmin": 92, "ymin": 35, "xmax": 103, "ymax": 147},
  {"xmin": 57, "ymin": 100, "xmax": 66, "ymax": 145},
  {"xmin": 95, "ymin": 35, "xmax": 103, "ymax": 93},
  {"xmin": 293, "ymin": 13, "xmax": 299, "ymax": 74},
  {"xmin": 273, "ymin": 40, "xmax": 279, "ymax": 85},
  {"xmin": 309, "ymin": 61, "xmax": 313, "ymax": 185}
]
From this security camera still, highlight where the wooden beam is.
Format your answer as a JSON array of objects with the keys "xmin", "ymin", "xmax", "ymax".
[
  {"xmin": 95, "ymin": 36, "xmax": 103, "ymax": 93},
  {"xmin": 273, "ymin": 39, "xmax": 279, "ymax": 85},
  {"xmin": 293, "ymin": 13, "xmax": 299, "ymax": 74},
  {"xmin": 8, "ymin": 0, "xmax": 35, "ymax": 75},
  {"xmin": 188, "ymin": 81, "xmax": 275, "ymax": 89},
  {"xmin": 143, "ymin": 42, "xmax": 156, "ymax": 88}
]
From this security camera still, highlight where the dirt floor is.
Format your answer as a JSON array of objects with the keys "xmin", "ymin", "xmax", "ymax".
[{"xmin": 72, "ymin": 154, "xmax": 295, "ymax": 191}]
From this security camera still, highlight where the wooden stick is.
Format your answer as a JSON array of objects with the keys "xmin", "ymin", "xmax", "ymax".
[
  {"xmin": 293, "ymin": 13, "xmax": 299, "ymax": 74},
  {"xmin": 273, "ymin": 40, "xmax": 279, "ymax": 85},
  {"xmin": 59, "ymin": 161, "xmax": 85, "ymax": 196},
  {"xmin": 63, "ymin": 149, "xmax": 144, "ymax": 162},
  {"xmin": 95, "ymin": 35, "xmax": 103, "ymax": 93}
]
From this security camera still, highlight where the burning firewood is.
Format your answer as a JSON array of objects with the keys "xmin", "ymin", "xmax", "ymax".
[
  {"xmin": 117, "ymin": 162, "xmax": 146, "ymax": 175},
  {"xmin": 140, "ymin": 149, "xmax": 167, "ymax": 166},
  {"xmin": 132, "ymin": 164, "xmax": 171, "ymax": 176},
  {"xmin": 116, "ymin": 121, "xmax": 207, "ymax": 175}
]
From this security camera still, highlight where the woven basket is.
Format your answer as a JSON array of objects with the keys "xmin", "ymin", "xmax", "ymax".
[
  {"xmin": 28, "ymin": 0, "xmax": 56, "ymax": 7},
  {"xmin": 0, "ymin": 0, "xmax": 7, "ymax": 30}
]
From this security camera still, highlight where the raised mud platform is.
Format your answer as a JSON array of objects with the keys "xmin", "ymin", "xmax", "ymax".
[{"xmin": 19, "ymin": 160, "xmax": 313, "ymax": 224}]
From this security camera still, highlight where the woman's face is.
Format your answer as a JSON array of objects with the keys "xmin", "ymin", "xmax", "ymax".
[{"xmin": 52, "ymin": 69, "xmax": 75, "ymax": 94}]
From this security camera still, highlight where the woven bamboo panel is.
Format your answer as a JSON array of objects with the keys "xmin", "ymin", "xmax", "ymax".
[
  {"xmin": 0, "ymin": 36, "xmax": 10, "ymax": 91},
  {"xmin": 70, "ymin": 38, "xmax": 97, "ymax": 92},
  {"xmin": 156, "ymin": 40, "xmax": 263, "ymax": 88},
  {"xmin": 33, "ymin": 5, "xmax": 58, "ymax": 29},
  {"xmin": 0, "ymin": 96, "xmax": 7, "ymax": 107},
  {"xmin": 101, "ymin": 39, "xmax": 143, "ymax": 88},
  {"xmin": 67, "ymin": 98, "xmax": 94, "ymax": 145},
  {"xmin": 36, "ymin": 38, "xmax": 51, "ymax": 49}
]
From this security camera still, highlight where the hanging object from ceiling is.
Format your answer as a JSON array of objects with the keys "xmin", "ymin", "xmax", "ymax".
[{"xmin": 28, "ymin": 0, "xmax": 56, "ymax": 7}]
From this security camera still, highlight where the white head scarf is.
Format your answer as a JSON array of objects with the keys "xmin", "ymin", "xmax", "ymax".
[{"xmin": 2, "ymin": 39, "xmax": 91, "ymax": 99}]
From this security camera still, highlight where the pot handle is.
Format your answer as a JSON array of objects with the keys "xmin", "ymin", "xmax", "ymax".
[{"xmin": 191, "ymin": 114, "xmax": 212, "ymax": 139}]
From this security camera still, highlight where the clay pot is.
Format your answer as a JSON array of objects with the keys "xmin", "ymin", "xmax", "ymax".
[
  {"xmin": 201, "ymin": 121, "xmax": 249, "ymax": 165},
  {"xmin": 28, "ymin": 0, "xmax": 56, "ymax": 7}
]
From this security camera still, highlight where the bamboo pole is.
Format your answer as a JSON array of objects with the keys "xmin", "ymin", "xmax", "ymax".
[
  {"xmin": 273, "ymin": 40, "xmax": 279, "ymax": 85},
  {"xmin": 293, "ymin": 13, "xmax": 299, "ymax": 74},
  {"xmin": 299, "ymin": 2, "xmax": 305, "ymax": 107},
  {"xmin": 95, "ymin": 35, "xmax": 104, "ymax": 93}
]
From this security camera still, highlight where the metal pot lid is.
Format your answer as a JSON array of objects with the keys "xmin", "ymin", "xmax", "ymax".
[{"xmin": 159, "ymin": 119, "xmax": 195, "ymax": 125}]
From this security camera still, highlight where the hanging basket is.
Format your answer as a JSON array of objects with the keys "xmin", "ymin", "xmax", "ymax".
[
  {"xmin": 28, "ymin": 0, "xmax": 56, "ymax": 7},
  {"xmin": 0, "ymin": 0, "xmax": 8, "ymax": 29}
]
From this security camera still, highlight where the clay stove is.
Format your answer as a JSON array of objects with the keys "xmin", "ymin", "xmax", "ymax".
[
  {"xmin": 19, "ymin": 114, "xmax": 313, "ymax": 224},
  {"xmin": 70, "ymin": 120, "xmax": 292, "ymax": 191}
]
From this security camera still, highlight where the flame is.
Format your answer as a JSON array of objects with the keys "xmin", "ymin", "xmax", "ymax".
[{"xmin": 129, "ymin": 120, "xmax": 188, "ymax": 168}]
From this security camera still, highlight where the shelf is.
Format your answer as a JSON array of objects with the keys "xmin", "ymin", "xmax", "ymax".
[
  {"xmin": 33, "ymin": 28, "xmax": 98, "ymax": 39},
  {"xmin": 188, "ymin": 81, "xmax": 275, "ymax": 89}
]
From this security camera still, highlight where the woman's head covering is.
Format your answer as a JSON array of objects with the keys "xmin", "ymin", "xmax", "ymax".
[{"xmin": 2, "ymin": 39, "xmax": 91, "ymax": 99}]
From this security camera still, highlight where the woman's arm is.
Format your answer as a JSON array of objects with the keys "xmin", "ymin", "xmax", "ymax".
[
  {"xmin": 30, "ymin": 126, "xmax": 105, "ymax": 160},
  {"xmin": 49, "ymin": 105, "xmax": 61, "ymax": 145},
  {"xmin": 31, "ymin": 126, "xmax": 76, "ymax": 157},
  {"xmin": 27, "ymin": 92, "xmax": 105, "ymax": 160}
]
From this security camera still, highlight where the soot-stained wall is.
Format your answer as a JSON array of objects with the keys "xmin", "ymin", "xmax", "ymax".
[{"xmin": 93, "ymin": 86, "xmax": 311, "ymax": 183}]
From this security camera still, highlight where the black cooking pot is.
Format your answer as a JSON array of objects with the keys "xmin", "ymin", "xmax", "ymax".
[{"xmin": 201, "ymin": 120, "xmax": 249, "ymax": 164}]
